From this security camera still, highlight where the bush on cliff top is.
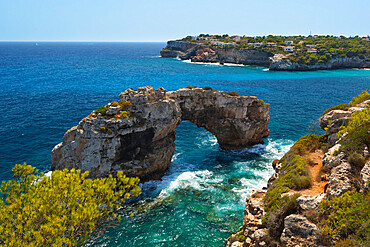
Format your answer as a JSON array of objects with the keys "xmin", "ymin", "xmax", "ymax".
[
  {"xmin": 319, "ymin": 190, "xmax": 370, "ymax": 244},
  {"xmin": 337, "ymin": 108, "xmax": 370, "ymax": 156},
  {"xmin": 95, "ymin": 106, "xmax": 108, "ymax": 116},
  {"xmin": 0, "ymin": 163, "xmax": 141, "ymax": 246},
  {"xmin": 321, "ymin": 90, "xmax": 370, "ymax": 116}
]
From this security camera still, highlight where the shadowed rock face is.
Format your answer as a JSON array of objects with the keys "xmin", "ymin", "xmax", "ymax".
[{"xmin": 51, "ymin": 86, "xmax": 269, "ymax": 181}]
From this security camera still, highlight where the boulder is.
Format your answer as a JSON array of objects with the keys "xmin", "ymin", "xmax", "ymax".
[
  {"xmin": 296, "ymin": 195, "xmax": 319, "ymax": 211},
  {"xmin": 280, "ymin": 214, "xmax": 318, "ymax": 247},
  {"xmin": 327, "ymin": 162, "xmax": 354, "ymax": 199},
  {"xmin": 318, "ymin": 110, "xmax": 351, "ymax": 130}
]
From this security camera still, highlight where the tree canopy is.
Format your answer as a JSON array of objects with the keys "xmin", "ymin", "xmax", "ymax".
[{"xmin": 0, "ymin": 163, "xmax": 141, "ymax": 246}]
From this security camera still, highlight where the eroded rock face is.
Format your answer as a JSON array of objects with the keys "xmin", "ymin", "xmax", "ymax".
[
  {"xmin": 280, "ymin": 214, "xmax": 318, "ymax": 247},
  {"xmin": 168, "ymin": 88, "xmax": 270, "ymax": 149},
  {"xmin": 52, "ymin": 86, "xmax": 270, "ymax": 180}
]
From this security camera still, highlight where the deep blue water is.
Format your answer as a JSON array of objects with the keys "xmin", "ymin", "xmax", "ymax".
[{"xmin": 0, "ymin": 42, "xmax": 369, "ymax": 246}]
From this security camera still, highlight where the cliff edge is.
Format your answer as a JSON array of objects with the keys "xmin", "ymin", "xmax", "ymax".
[{"xmin": 226, "ymin": 91, "xmax": 370, "ymax": 247}]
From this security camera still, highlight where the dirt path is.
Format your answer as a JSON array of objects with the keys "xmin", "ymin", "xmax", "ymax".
[{"xmin": 291, "ymin": 150, "xmax": 327, "ymax": 196}]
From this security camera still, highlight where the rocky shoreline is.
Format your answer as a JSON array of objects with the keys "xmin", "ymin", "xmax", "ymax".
[
  {"xmin": 225, "ymin": 98, "xmax": 370, "ymax": 247},
  {"xmin": 160, "ymin": 41, "xmax": 370, "ymax": 71},
  {"xmin": 52, "ymin": 86, "xmax": 269, "ymax": 181}
]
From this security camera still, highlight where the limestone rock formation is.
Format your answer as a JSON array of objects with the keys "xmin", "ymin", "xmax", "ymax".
[
  {"xmin": 280, "ymin": 214, "xmax": 318, "ymax": 247},
  {"xmin": 52, "ymin": 86, "xmax": 270, "ymax": 181}
]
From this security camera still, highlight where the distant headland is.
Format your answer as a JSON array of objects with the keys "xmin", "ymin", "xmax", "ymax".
[{"xmin": 160, "ymin": 34, "xmax": 370, "ymax": 71}]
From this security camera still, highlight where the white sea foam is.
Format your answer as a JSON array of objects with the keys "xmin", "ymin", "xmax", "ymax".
[
  {"xmin": 262, "ymin": 68, "xmax": 269, "ymax": 71},
  {"xmin": 158, "ymin": 170, "xmax": 215, "ymax": 198}
]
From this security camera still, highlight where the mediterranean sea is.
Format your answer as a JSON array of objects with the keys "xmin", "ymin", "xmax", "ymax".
[{"xmin": 0, "ymin": 42, "xmax": 369, "ymax": 246}]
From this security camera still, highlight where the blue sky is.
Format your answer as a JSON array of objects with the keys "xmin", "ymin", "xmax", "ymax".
[{"xmin": 0, "ymin": 0, "xmax": 369, "ymax": 41}]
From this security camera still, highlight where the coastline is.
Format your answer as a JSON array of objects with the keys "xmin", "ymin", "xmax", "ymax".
[{"xmin": 161, "ymin": 40, "xmax": 370, "ymax": 71}]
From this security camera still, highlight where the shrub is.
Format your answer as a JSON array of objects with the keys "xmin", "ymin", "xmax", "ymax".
[
  {"xmin": 226, "ymin": 91, "xmax": 240, "ymax": 97},
  {"xmin": 119, "ymin": 101, "xmax": 133, "ymax": 109},
  {"xmin": 111, "ymin": 101, "xmax": 119, "ymax": 107},
  {"xmin": 185, "ymin": 86, "xmax": 197, "ymax": 89},
  {"xmin": 0, "ymin": 163, "xmax": 141, "ymax": 246},
  {"xmin": 203, "ymin": 86, "xmax": 213, "ymax": 91},
  {"xmin": 120, "ymin": 111, "xmax": 128, "ymax": 118},
  {"xmin": 348, "ymin": 90, "xmax": 370, "ymax": 107},
  {"xmin": 321, "ymin": 90, "xmax": 370, "ymax": 116},
  {"xmin": 337, "ymin": 108, "xmax": 370, "ymax": 156},
  {"xmin": 237, "ymin": 231, "xmax": 246, "ymax": 242},
  {"xmin": 348, "ymin": 152, "xmax": 366, "ymax": 171},
  {"xmin": 266, "ymin": 194, "xmax": 300, "ymax": 240},
  {"xmin": 94, "ymin": 106, "xmax": 108, "ymax": 116},
  {"xmin": 107, "ymin": 128, "xmax": 113, "ymax": 135},
  {"xmin": 100, "ymin": 126, "xmax": 107, "ymax": 133},
  {"xmin": 319, "ymin": 190, "xmax": 370, "ymax": 242},
  {"xmin": 321, "ymin": 103, "xmax": 350, "ymax": 116}
]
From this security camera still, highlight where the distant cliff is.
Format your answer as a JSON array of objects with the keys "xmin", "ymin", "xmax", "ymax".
[
  {"xmin": 161, "ymin": 40, "xmax": 370, "ymax": 71},
  {"xmin": 52, "ymin": 86, "xmax": 269, "ymax": 181}
]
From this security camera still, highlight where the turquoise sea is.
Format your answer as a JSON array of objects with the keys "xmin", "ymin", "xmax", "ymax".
[{"xmin": 0, "ymin": 42, "xmax": 369, "ymax": 246}]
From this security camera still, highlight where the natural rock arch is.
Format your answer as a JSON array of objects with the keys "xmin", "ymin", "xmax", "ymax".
[{"xmin": 52, "ymin": 87, "xmax": 269, "ymax": 181}]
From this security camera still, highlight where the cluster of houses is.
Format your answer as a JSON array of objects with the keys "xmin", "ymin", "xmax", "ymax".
[{"xmin": 188, "ymin": 35, "xmax": 319, "ymax": 53}]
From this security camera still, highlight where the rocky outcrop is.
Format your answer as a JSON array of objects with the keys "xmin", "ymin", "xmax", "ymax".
[
  {"xmin": 280, "ymin": 214, "xmax": 319, "ymax": 247},
  {"xmin": 161, "ymin": 40, "xmax": 370, "ymax": 70},
  {"xmin": 225, "ymin": 190, "xmax": 268, "ymax": 247},
  {"xmin": 226, "ymin": 96, "xmax": 369, "ymax": 247},
  {"xmin": 52, "ymin": 86, "xmax": 269, "ymax": 181}
]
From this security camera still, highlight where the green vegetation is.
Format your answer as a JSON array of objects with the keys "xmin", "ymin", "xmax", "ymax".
[
  {"xmin": 185, "ymin": 86, "xmax": 198, "ymax": 89},
  {"xmin": 203, "ymin": 86, "xmax": 213, "ymax": 91},
  {"xmin": 237, "ymin": 231, "xmax": 246, "ymax": 242},
  {"xmin": 337, "ymin": 108, "xmax": 370, "ymax": 156},
  {"xmin": 0, "ymin": 163, "xmax": 141, "ymax": 246},
  {"xmin": 111, "ymin": 101, "xmax": 119, "ymax": 107},
  {"xmin": 100, "ymin": 126, "xmax": 106, "ymax": 133},
  {"xmin": 120, "ymin": 111, "xmax": 128, "ymax": 118},
  {"xmin": 119, "ymin": 101, "xmax": 133, "ymax": 109},
  {"xmin": 226, "ymin": 91, "xmax": 239, "ymax": 97},
  {"xmin": 266, "ymin": 194, "xmax": 301, "ymax": 239},
  {"xmin": 321, "ymin": 90, "xmax": 370, "ymax": 116},
  {"xmin": 94, "ymin": 106, "xmax": 108, "ymax": 116},
  {"xmin": 263, "ymin": 134, "xmax": 326, "ymax": 235},
  {"xmin": 320, "ymin": 190, "xmax": 370, "ymax": 245},
  {"xmin": 178, "ymin": 34, "xmax": 370, "ymax": 65}
]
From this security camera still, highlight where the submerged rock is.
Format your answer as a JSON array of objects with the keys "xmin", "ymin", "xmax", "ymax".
[{"xmin": 52, "ymin": 86, "xmax": 269, "ymax": 181}]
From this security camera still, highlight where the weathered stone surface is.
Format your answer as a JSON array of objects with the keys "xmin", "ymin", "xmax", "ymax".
[
  {"xmin": 360, "ymin": 161, "xmax": 370, "ymax": 192},
  {"xmin": 318, "ymin": 110, "xmax": 351, "ymax": 129},
  {"xmin": 52, "ymin": 87, "xmax": 269, "ymax": 180},
  {"xmin": 327, "ymin": 133, "xmax": 339, "ymax": 149},
  {"xmin": 280, "ymin": 214, "xmax": 318, "ymax": 247},
  {"xmin": 324, "ymin": 117, "xmax": 349, "ymax": 136},
  {"xmin": 296, "ymin": 195, "xmax": 319, "ymax": 211},
  {"xmin": 327, "ymin": 162, "xmax": 354, "ymax": 199},
  {"xmin": 322, "ymin": 151, "xmax": 346, "ymax": 170},
  {"xmin": 168, "ymin": 88, "xmax": 270, "ymax": 149}
]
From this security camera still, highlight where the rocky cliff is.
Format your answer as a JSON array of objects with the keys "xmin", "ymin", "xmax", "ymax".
[
  {"xmin": 225, "ymin": 97, "xmax": 370, "ymax": 247},
  {"xmin": 161, "ymin": 41, "xmax": 272, "ymax": 66},
  {"xmin": 161, "ymin": 41, "xmax": 370, "ymax": 70},
  {"xmin": 51, "ymin": 86, "xmax": 269, "ymax": 181}
]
